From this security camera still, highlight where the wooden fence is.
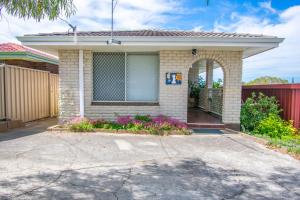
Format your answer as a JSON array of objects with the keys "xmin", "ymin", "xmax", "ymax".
[{"xmin": 0, "ymin": 65, "xmax": 59, "ymax": 122}]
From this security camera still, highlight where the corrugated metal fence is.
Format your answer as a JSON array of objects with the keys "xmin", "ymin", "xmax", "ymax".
[
  {"xmin": 242, "ymin": 84, "xmax": 300, "ymax": 129},
  {"xmin": 0, "ymin": 65, "xmax": 59, "ymax": 122},
  {"xmin": 0, "ymin": 67, "xmax": 5, "ymax": 120}
]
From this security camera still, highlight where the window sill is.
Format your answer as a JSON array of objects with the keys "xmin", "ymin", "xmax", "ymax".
[{"xmin": 91, "ymin": 102, "xmax": 159, "ymax": 106}]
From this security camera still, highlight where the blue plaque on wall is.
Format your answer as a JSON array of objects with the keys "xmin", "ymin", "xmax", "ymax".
[{"xmin": 166, "ymin": 72, "xmax": 182, "ymax": 85}]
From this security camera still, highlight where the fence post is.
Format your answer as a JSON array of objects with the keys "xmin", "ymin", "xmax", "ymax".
[{"xmin": 48, "ymin": 72, "xmax": 51, "ymax": 117}]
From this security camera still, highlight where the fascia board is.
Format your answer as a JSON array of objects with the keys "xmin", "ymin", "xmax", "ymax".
[{"xmin": 17, "ymin": 35, "xmax": 284, "ymax": 45}]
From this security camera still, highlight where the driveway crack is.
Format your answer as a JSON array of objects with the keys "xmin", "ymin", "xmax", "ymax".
[{"xmin": 112, "ymin": 167, "xmax": 132, "ymax": 200}]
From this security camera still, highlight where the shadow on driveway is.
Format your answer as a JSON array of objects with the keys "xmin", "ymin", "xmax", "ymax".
[
  {"xmin": 0, "ymin": 118, "xmax": 57, "ymax": 142},
  {"xmin": 0, "ymin": 158, "xmax": 299, "ymax": 199}
]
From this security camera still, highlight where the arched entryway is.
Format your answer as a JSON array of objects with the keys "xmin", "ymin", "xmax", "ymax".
[{"xmin": 187, "ymin": 58, "xmax": 225, "ymax": 128}]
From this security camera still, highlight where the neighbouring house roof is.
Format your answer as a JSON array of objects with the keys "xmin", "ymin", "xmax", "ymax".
[
  {"xmin": 17, "ymin": 29, "xmax": 284, "ymax": 58},
  {"xmin": 0, "ymin": 43, "xmax": 58, "ymax": 65}
]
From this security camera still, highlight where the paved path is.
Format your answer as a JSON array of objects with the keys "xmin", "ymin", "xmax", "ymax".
[{"xmin": 0, "ymin": 119, "xmax": 299, "ymax": 199}]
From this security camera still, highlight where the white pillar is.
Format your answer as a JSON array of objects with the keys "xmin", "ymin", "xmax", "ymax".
[
  {"xmin": 204, "ymin": 60, "xmax": 214, "ymax": 111},
  {"xmin": 206, "ymin": 60, "xmax": 214, "ymax": 89},
  {"xmin": 79, "ymin": 50, "xmax": 84, "ymax": 117}
]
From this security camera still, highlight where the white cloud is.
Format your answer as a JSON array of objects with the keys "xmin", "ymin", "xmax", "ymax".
[
  {"xmin": 0, "ymin": 0, "xmax": 181, "ymax": 43},
  {"xmin": 259, "ymin": 1, "xmax": 277, "ymax": 14},
  {"xmin": 192, "ymin": 26, "xmax": 203, "ymax": 32},
  {"xmin": 214, "ymin": 5, "xmax": 300, "ymax": 82}
]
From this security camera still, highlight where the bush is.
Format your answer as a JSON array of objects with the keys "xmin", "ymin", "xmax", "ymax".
[
  {"xmin": 253, "ymin": 114, "xmax": 296, "ymax": 138},
  {"xmin": 68, "ymin": 115, "xmax": 191, "ymax": 135},
  {"xmin": 69, "ymin": 118, "xmax": 94, "ymax": 132},
  {"xmin": 241, "ymin": 92, "xmax": 281, "ymax": 132},
  {"xmin": 134, "ymin": 115, "xmax": 152, "ymax": 122}
]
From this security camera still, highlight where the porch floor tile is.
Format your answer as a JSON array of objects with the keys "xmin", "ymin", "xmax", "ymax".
[{"xmin": 187, "ymin": 108, "xmax": 222, "ymax": 124}]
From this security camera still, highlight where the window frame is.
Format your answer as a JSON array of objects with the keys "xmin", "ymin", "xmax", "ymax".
[{"xmin": 92, "ymin": 52, "xmax": 160, "ymax": 105}]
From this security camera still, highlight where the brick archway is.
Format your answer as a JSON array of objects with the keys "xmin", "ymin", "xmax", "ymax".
[
  {"xmin": 186, "ymin": 50, "xmax": 243, "ymax": 130},
  {"xmin": 190, "ymin": 50, "xmax": 229, "ymax": 80},
  {"xmin": 188, "ymin": 50, "xmax": 227, "ymax": 120}
]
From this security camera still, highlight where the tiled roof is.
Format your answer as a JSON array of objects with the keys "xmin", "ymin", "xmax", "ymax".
[
  {"xmin": 26, "ymin": 30, "xmax": 276, "ymax": 39},
  {"xmin": 0, "ymin": 43, "xmax": 58, "ymax": 61}
]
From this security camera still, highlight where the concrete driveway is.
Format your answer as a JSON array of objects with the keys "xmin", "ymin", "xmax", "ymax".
[{"xmin": 0, "ymin": 119, "xmax": 299, "ymax": 200}]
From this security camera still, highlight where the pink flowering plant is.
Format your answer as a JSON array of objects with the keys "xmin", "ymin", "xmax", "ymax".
[
  {"xmin": 67, "ymin": 114, "xmax": 191, "ymax": 135},
  {"xmin": 68, "ymin": 117, "xmax": 94, "ymax": 132}
]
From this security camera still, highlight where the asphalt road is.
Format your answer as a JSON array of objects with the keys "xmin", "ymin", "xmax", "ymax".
[{"xmin": 0, "ymin": 119, "xmax": 299, "ymax": 199}]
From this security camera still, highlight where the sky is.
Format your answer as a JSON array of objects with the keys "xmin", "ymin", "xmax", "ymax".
[{"xmin": 0, "ymin": 0, "xmax": 300, "ymax": 82}]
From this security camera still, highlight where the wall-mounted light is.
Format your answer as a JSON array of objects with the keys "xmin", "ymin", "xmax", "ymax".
[
  {"xmin": 192, "ymin": 49, "xmax": 197, "ymax": 56},
  {"xmin": 107, "ymin": 38, "xmax": 121, "ymax": 45}
]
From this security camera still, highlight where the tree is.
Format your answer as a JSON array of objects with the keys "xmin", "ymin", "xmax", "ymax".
[
  {"xmin": 0, "ymin": 0, "xmax": 76, "ymax": 21},
  {"xmin": 246, "ymin": 76, "xmax": 288, "ymax": 85},
  {"xmin": 213, "ymin": 78, "xmax": 223, "ymax": 88}
]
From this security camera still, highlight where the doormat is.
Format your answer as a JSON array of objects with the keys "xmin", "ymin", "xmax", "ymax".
[{"xmin": 192, "ymin": 128, "xmax": 223, "ymax": 134}]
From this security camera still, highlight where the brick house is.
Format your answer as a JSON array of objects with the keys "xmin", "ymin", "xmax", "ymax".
[
  {"xmin": 0, "ymin": 43, "xmax": 58, "ymax": 74},
  {"xmin": 17, "ymin": 30, "xmax": 283, "ymax": 130}
]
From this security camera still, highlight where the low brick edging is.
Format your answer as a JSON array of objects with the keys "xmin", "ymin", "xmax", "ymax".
[
  {"xmin": 224, "ymin": 123, "xmax": 240, "ymax": 131},
  {"xmin": 47, "ymin": 125, "xmax": 192, "ymax": 135}
]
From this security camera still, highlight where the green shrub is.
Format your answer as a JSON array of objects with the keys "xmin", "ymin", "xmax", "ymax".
[
  {"xmin": 241, "ymin": 92, "xmax": 281, "ymax": 132},
  {"xmin": 70, "ymin": 120, "xmax": 94, "ymax": 132},
  {"xmin": 253, "ymin": 114, "xmax": 296, "ymax": 138},
  {"xmin": 127, "ymin": 123, "xmax": 144, "ymax": 132},
  {"xmin": 134, "ymin": 115, "xmax": 151, "ymax": 122}
]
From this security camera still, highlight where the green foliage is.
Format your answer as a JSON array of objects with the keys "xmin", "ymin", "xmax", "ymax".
[
  {"xmin": 253, "ymin": 114, "xmax": 296, "ymax": 138},
  {"xmin": 246, "ymin": 76, "xmax": 288, "ymax": 85},
  {"xmin": 241, "ymin": 92, "xmax": 281, "ymax": 132},
  {"xmin": 198, "ymin": 76, "xmax": 206, "ymax": 88},
  {"xmin": 127, "ymin": 123, "xmax": 144, "ymax": 132},
  {"xmin": 213, "ymin": 78, "xmax": 223, "ymax": 88},
  {"xmin": 0, "ymin": 0, "xmax": 76, "ymax": 21},
  {"xmin": 189, "ymin": 81, "xmax": 201, "ymax": 100},
  {"xmin": 93, "ymin": 120, "xmax": 123, "ymax": 130},
  {"xmin": 70, "ymin": 120, "xmax": 94, "ymax": 132},
  {"xmin": 255, "ymin": 133, "xmax": 300, "ymax": 155},
  {"xmin": 197, "ymin": 76, "xmax": 223, "ymax": 88},
  {"xmin": 69, "ymin": 115, "xmax": 190, "ymax": 135},
  {"xmin": 134, "ymin": 115, "xmax": 151, "ymax": 122}
]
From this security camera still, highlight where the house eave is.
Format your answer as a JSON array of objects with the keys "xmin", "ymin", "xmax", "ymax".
[
  {"xmin": 0, "ymin": 52, "xmax": 59, "ymax": 65},
  {"xmin": 16, "ymin": 35, "xmax": 284, "ymax": 58}
]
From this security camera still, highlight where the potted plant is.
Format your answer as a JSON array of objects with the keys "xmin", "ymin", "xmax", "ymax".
[{"xmin": 189, "ymin": 81, "xmax": 201, "ymax": 107}]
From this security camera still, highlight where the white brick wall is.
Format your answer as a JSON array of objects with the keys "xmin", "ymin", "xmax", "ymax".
[
  {"xmin": 58, "ymin": 49, "xmax": 243, "ymax": 126},
  {"xmin": 58, "ymin": 50, "xmax": 80, "ymax": 122}
]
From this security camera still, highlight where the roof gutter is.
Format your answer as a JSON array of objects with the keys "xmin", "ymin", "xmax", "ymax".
[
  {"xmin": 0, "ymin": 52, "xmax": 59, "ymax": 65},
  {"xmin": 17, "ymin": 35, "xmax": 284, "ymax": 45}
]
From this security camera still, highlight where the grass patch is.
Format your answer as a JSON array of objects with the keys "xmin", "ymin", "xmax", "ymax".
[{"xmin": 251, "ymin": 133, "xmax": 300, "ymax": 155}]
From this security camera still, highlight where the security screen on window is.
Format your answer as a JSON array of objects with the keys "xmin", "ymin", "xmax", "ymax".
[{"xmin": 93, "ymin": 52, "xmax": 159, "ymax": 102}]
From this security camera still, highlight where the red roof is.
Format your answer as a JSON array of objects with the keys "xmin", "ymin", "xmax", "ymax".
[{"xmin": 0, "ymin": 43, "xmax": 58, "ymax": 61}]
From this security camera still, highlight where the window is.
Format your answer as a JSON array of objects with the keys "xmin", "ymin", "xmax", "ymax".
[{"xmin": 93, "ymin": 52, "xmax": 159, "ymax": 102}]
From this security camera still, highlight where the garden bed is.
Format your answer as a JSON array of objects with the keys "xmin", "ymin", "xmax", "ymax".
[
  {"xmin": 50, "ymin": 115, "xmax": 192, "ymax": 136},
  {"xmin": 241, "ymin": 92, "xmax": 300, "ymax": 160}
]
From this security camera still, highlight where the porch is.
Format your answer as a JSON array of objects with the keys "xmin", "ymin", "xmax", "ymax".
[
  {"xmin": 188, "ymin": 58, "xmax": 225, "ymax": 129},
  {"xmin": 187, "ymin": 107, "xmax": 224, "ymax": 129}
]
